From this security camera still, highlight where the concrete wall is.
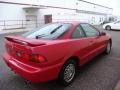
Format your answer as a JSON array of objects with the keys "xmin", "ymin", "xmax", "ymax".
[
  {"xmin": 0, "ymin": 3, "xmax": 26, "ymax": 30},
  {"xmin": 0, "ymin": 0, "xmax": 113, "ymax": 30},
  {"xmin": 39, "ymin": 7, "xmax": 107, "ymax": 25},
  {"xmin": 76, "ymin": 0, "xmax": 112, "ymax": 14}
]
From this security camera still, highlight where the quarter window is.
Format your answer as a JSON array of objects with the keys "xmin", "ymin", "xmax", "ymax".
[
  {"xmin": 72, "ymin": 26, "xmax": 85, "ymax": 39},
  {"xmin": 80, "ymin": 24, "xmax": 99, "ymax": 37}
]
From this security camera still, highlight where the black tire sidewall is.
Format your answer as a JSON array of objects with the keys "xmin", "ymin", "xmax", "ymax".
[
  {"xmin": 58, "ymin": 59, "xmax": 77, "ymax": 86},
  {"xmin": 105, "ymin": 26, "xmax": 111, "ymax": 30},
  {"xmin": 105, "ymin": 41, "xmax": 111, "ymax": 54}
]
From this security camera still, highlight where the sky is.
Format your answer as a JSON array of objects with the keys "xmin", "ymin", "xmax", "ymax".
[{"xmin": 85, "ymin": 0, "xmax": 120, "ymax": 16}]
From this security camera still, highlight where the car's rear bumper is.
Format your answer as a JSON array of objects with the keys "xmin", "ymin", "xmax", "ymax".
[{"xmin": 3, "ymin": 53, "xmax": 62, "ymax": 83}]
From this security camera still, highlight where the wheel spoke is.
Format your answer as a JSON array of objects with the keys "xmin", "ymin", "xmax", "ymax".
[{"xmin": 64, "ymin": 64, "xmax": 75, "ymax": 82}]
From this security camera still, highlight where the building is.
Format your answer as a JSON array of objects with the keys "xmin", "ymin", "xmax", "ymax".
[{"xmin": 0, "ymin": 0, "xmax": 113, "ymax": 30}]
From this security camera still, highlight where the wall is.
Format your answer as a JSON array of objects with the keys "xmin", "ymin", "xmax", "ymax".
[
  {"xmin": 76, "ymin": 0, "xmax": 112, "ymax": 15},
  {"xmin": 38, "ymin": 7, "xmax": 107, "ymax": 25},
  {"xmin": 0, "ymin": 3, "xmax": 26, "ymax": 30},
  {"xmin": 0, "ymin": 0, "xmax": 113, "ymax": 30}
]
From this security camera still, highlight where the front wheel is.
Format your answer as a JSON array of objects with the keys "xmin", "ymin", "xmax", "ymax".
[
  {"xmin": 57, "ymin": 59, "xmax": 77, "ymax": 86},
  {"xmin": 104, "ymin": 41, "xmax": 111, "ymax": 54}
]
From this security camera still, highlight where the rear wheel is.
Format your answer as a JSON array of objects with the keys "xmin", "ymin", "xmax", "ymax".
[
  {"xmin": 105, "ymin": 26, "xmax": 111, "ymax": 30},
  {"xmin": 57, "ymin": 59, "xmax": 78, "ymax": 86}
]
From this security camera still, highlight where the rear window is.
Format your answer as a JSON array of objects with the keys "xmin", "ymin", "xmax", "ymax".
[{"xmin": 22, "ymin": 23, "xmax": 71, "ymax": 40}]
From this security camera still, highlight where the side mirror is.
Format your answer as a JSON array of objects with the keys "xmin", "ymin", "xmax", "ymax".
[{"xmin": 100, "ymin": 32, "xmax": 106, "ymax": 36}]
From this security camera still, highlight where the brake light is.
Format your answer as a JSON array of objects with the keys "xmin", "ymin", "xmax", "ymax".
[{"xmin": 29, "ymin": 54, "xmax": 46, "ymax": 63}]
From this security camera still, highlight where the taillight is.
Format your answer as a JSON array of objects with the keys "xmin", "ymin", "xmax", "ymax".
[{"xmin": 29, "ymin": 54, "xmax": 46, "ymax": 63}]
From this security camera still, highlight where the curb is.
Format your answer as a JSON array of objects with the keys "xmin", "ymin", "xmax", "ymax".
[{"xmin": 0, "ymin": 29, "xmax": 30, "ymax": 35}]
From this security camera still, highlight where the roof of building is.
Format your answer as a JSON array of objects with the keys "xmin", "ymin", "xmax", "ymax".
[
  {"xmin": 54, "ymin": 21, "xmax": 87, "ymax": 26},
  {"xmin": 78, "ymin": 0, "xmax": 113, "ymax": 9}
]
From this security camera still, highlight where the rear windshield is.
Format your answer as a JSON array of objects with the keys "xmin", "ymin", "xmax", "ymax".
[{"xmin": 22, "ymin": 23, "xmax": 71, "ymax": 40}]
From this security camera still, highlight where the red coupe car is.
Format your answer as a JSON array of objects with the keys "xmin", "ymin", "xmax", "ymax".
[{"xmin": 3, "ymin": 22, "xmax": 112, "ymax": 86}]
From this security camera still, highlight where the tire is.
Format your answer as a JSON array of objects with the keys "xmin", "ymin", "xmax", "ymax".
[
  {"xmin": 105, "ymin": 25, "xmax": 111, "ymax": 30},
  {"xmin": 104, "ymin": 41, "xmax": 111, "ymax": 54},
  {"xmin": 57, "ymin": 59, "xmax": 78, "ymax": 86}
]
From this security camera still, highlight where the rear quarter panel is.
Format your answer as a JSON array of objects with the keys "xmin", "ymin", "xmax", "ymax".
[{"xmin": 31, "ymin": 40, "xmax": 83, "ymax": 67}]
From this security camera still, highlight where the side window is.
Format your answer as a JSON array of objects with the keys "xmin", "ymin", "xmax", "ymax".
[
  {"xmin": 72, "ymin": 26, "xmax": 85, "ymax": 39},
  {"xmin": 115, "ymin": 21, "xmax": 120, "ymax": 24},
  {"xmin": 80, "ymin": 24, "xmax": 99, "ymax": 37}
]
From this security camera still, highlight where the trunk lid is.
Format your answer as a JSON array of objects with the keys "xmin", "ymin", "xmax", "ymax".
[{"xmin": 5, "ymin": 36, "xmax": 46, "ymax": 61}]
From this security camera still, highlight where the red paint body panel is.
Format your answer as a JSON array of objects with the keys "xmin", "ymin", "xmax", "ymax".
[
  {"xmin": 3, "ymin": 22, "xmax": 111, "ymax": 83},
  {"xmin": 3, "ymin": 53, "xmax": 63, "ymax": 82}
]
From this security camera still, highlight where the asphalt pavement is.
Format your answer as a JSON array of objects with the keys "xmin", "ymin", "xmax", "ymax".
[{"xmin": 0, "ymin": 27, "xmax": 120, "ymax": 90}]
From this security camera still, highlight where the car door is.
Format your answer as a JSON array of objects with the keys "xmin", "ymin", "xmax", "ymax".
[
  {"xmin": 112, "ymin": 21, "xmax": 120, "ymax": 30},
  {"xmin": 71, "ymin": 25, "xmax": 94, "ymax": 65},
  {"xmin": 80, "ymin": 23, "xmax": 101, "ymax": 61}
]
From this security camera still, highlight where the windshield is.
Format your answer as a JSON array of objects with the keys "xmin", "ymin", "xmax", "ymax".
[{"xmin": 22, "ymin": 23, "xmax": 72, "ymax": 40}]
